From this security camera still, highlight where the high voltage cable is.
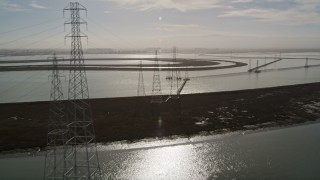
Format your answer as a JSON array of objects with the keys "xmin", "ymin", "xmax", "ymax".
[
  {"xmin": 0, "ymin": 40, "xmax": 68, "ymax": 101},
  {"xmin": 47, "ymin": 40, "xmax": 68, "ymax": 53},
  {"xmin": 0, "ymin": 38, "xmax": 65, "ymax": 63},
  {"xmin": 86, "ymin": 29, "xmax": 130, "ymax": 48},
  {"xmin": 0, "ymin": 25, "xmax": 62, "ymax": 47},
  {"xmin": 11, "ymin": 80, "xmax": 49, "ymax": 102},
  {"xmin": 0, "ymin": 39, "xmax": 66, "ymax": 65},
  {"xmin": 0, "ymin": 71, "xmax": 46, "ymax": 95},
  {"xmin": 0, "ymin": 71, "xmax": 30, "ymax": 86},
  {"xmin": 12, "ymin": 88, "xmax": 49, "ymax": 103},
  {"xmin": 0, "ymin": 17, "xmax": 62, "ymax": 36},
  {"xmin": 86, "ymin": 30, "xmax": 124, "ymax": 48},
  {"xmin": 14, "ymin": 30, "xmax": 65, "ymax": 49},
  {"xmin": 87, "ymin": 16, "xmax": 137, "ymax": 48},
  {"xmin": 0, "ymin": 18, "xmax": 67, "ymax": 103},
  {"xmin": 85, "ymin": 30, "xmax": 134, "ymax": 50}
]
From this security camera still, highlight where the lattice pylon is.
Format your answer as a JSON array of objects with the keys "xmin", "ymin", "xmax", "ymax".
[
  {"xmin": 44, "ymin": 53, "xmax": 68, "ymax": 179},
  {"xmin": 170, "ymin": 46, "xmax": 181, "ymax": 97},
  {"xmin": 184, "ymin": 65, "xmax": 189, "ymax": 81},
  {"xmin": 165, "ymin": 62, "xmax": 171, "ymax": 80},
  {"xmin": 151, "ymin": 50, "xmax": 163, "ymax": 103},
  {"xmin": 137, "ymin": 60, "xmax": 146, "ymax": 96},
  {"xmin": 63, "ymin": 2, "xmax": 101, "ymax": 179}
]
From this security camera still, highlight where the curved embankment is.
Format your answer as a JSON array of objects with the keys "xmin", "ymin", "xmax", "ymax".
[
  {"xmin": 0, "ymin": 58, "xmax": 247, "ymax": 71},
  {"xmin": 0, "ymin": 82, "xmax": 319, "ymax": 152}
]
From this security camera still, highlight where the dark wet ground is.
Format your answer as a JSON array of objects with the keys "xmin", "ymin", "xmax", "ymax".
[{"xmin": 0, "ymin": 82, "xmax": 319, "ymax": 152}]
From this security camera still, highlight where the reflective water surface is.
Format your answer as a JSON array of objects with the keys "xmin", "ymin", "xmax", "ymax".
[
  {"xmin": 0, "ymin": 52, "xmax": 320, "ymax": 103},
  {"xmin": 1, "ymin": 122, "xmax": 320, "ymax": 179}
]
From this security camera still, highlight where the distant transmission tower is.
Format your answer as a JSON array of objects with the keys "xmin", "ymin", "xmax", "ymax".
[
  {"xmin": 184, "ymin": 66, "xmax": 189, "ymax": 81},
  {"xmin": 305, "ymin": 57, "xmax": 309, "ymax": 68},
  {"xmin": 137, "ymin": 60, "xmax": 145, "ymax": 96},
  {"xmin": 63, "ymin": 2, "xmax": 101, "ymax": 179},
  {"xmin": 170, "ymin": 46, "xmax": 181, "ymax": 97},
  {"xmin": 165, "ymin": 62, "xmax": 171, "ymax": 80},
  {"xmin": 151, "ymin": 50, "xmax": 163, "ymax": 103},
  {"xmin": 44, "ymin": 54, "xmax": 67, "ymax": 179}
]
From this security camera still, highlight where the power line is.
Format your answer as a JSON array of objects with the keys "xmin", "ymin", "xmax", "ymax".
[
  {"xmin": 44, "ymin": 54, "xmax": 68, "ymax": 178},
  {"xmin": 0, "ymin": 25, "xmax": 62, "ymax": 47},
  {"xmin": 11, "ymin": 80, "xmax": 48, "ymax": 102},
  {"xmin": 0, "ymin": 17, "xmax": 62, "ymax": 36},
  {"xmin": 0, "ymin": 71, "xmax": 30, "ymax": 86},
  {"xmin": 151, "ymin": 50, "xmax": 163, "ymax": 104},
  {"xmin": 14, "ymin": 30, "xmax": 65, "ymax": 49},
  {"xmin": 0, "ymin": 71, "xmax": 46, "ymax": 95},
  {"xmin": 58, "ymin": 2, "xmax": 101, "ymax": 179},
  {"xmin": 86, "ymin": 30, "xmax": 125, "ymax": 48},
  {"xmin": 87, "ymin": 16, "xmax": 137, "ymax": 48}
]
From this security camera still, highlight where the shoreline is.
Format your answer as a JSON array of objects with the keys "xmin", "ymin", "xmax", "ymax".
[
  {"xmin": 1, "ymin": 81, "xmax": 319, "ymax": 105},
  {"xmin": 0, "ymin": 82, "xmax": 319, "ymax": 152},
  {"xmin": 0, "ymin": 58, "xmax": 247, "ymax": 72},
  {"xmin": 1, "ymin": 120, "xmax": 320, "ymax": 157}
]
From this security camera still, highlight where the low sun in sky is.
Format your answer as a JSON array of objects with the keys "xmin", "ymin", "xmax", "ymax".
[{"xmin": 0, "ymin": 0, "xmax": 319, "ymax": 49}]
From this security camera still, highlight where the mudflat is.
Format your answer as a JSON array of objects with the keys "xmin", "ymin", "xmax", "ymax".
[{"xmin": 0, "ymin": 82, "xmax": 319, "ymax": 152}]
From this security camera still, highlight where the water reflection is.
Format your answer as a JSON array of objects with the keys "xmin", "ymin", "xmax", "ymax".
[
  {"xmin": 134, "ymin": 145, "xmax": 195, "ymax": 179},
  {"xmin": 1, "ymin": 123, "xmax": 320, "ymax": 179},
  {"xmin": 96, "ymin": 123, "xmax": 320, "ymax": 179},
  {"xmin": 101, "ymin": 143, "xmax": 213, "ymax": 179},
  {"xmin": 1, "ymin": 53, "xmax": 320, "ymax": 103}
]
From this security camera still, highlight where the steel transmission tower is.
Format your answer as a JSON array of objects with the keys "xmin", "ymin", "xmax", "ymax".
[
  {"xmin": 305, "ymin": 57, "xmax": 309, "ymax": 68},
  {"xmin": 137, "ymin": 60, "xmax": 146, "ymax": 96},
  {"xmin": 170, "ymin": 46, "xmax": 181, "ymax": 97},
  {"xmin": 63, "ymin": 2, "xmax": 101, "ymax": 179},
  {"xmin": 44, "ymin": 54, "xmax": 68, "ymax": 179},
  {"xmin": 165, "ymin": 62, "xmax": 171, "ymax": 80},
  {"xmin": 151, "ymin": 50, "xmax": 163, "ymax": 103},
  {"xmin": 184, "ymin": 66, "xmax": 189, "ymax": 81}
]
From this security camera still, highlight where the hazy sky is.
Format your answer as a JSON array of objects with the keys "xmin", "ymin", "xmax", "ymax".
[{"xmin": 0, "ymin": 0, "xmax": 320, "ymax": 49}]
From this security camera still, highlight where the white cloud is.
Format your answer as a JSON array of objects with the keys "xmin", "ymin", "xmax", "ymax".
[
  {"xmin": 103, "ymin": 0, "xmax": 320, "ymax": 25},
  {"xmin": 232, "ymin": 0, "xmax": 253, "ymax": 3},
  {"xmin": 0, "ymin": 0, "xmax": 28, "ymax": 12},
  {"xmin": 155, "ymin": 23, "xmax": 201, "ymax": 31},
  {"xmin": 105, "ymin": 0, "xmax": 221, "ymax": 12},
  {"xmin": 104, "ymin": 10, "xmax": 112, "ymax": 14},
  {"xmin": 220, "ymin": 1, "xmax": 320, "ymax": 25},
  {"xmin": 30, "ymin": 1, "xmax": 47, "ymax": 9}
]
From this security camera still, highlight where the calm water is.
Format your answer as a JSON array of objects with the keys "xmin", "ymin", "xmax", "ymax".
[
  {"xmin": 1, "ymin": 122, "xmax": 320, "ymax": 179},
  {"xmin": 0, "ymin": 52, "xmax": 320, "ymax": 103},
  {"xmin": 1, "ymin": 52, "xmax": 319, "ymax": 179}
]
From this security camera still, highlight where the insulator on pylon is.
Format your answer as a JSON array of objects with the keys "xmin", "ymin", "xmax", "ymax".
[
  {"xmin": 169, "ymin": 46, "xmax": 181, "ymax": 98},
  {"xmin": 151, "ymin": 50, "xmax": 163, "ymax": 104},
  {"xmin": 44, "ymin": 53, "xmax": 68, "ymax": 179},
  {"xmin": 44, "ymin": 2, "xmax": 102, "ymax": 179},
  {"xmin": 137, "ymin": 60, "xmax": 146, "ymax": 96}
]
